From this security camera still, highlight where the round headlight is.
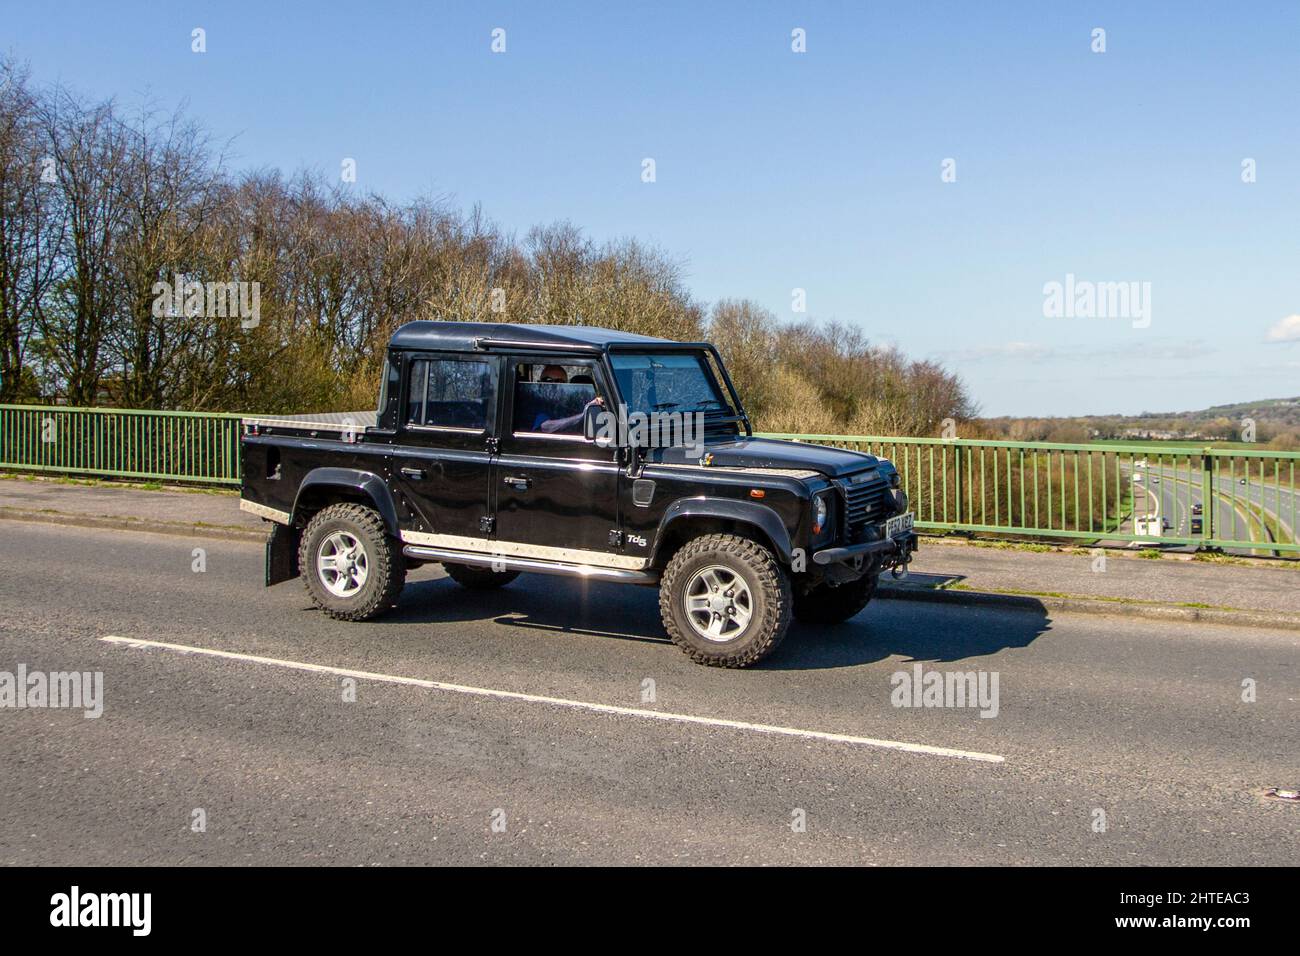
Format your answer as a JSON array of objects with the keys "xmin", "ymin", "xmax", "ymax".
[{"xmin": 813, "ymin": 494, "xmax": 829, "ymax": 534}]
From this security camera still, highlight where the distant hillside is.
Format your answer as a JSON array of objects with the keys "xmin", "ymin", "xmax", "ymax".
[
  {"xmin": 977, "ymin": 397, "xmax": 1300, "ymax": 448},
  {"xmin": 1176, "ymin": 397, "xmax": 1300, "ymax": 426}
]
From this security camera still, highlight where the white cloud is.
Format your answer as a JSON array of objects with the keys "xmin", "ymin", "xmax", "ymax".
[
  {"xmin": 944, "ymin": 341, "xmax": 1054, "ymax": 362},
  {"xmin": 1265, "ymin": 314, "xmax": 1300, "ymax": 343}
]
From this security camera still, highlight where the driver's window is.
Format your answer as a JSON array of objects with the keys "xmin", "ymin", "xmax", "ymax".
[{"xmin": 512, "ymin": 362, "xmax": 599, "ymax": 436}]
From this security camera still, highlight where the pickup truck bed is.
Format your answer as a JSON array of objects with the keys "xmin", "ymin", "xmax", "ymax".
[{"xmin": 243, "ymin": 410, "xmax": 377, "ymax": 437}]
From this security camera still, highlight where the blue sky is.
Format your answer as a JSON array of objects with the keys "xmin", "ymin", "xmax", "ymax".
[{"xmin": 6, "ymin": 1, "xmax": 1299, "ymax": 416}]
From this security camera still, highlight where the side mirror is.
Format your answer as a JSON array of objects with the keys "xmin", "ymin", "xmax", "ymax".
[{"xmin": 583, "ymin": 403, "xmax": 616, "ymax": 448}]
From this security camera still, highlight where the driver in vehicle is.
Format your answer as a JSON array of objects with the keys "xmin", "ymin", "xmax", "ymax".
[{"xmin": 533, "ymin": 365, "xmax": 603, "ymax": 434}]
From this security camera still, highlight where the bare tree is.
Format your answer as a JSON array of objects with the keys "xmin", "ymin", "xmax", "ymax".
[
  {"xmin": 707, "ymin": 299, "xmax": 779, "ymax": 418},
  {"xmin": 111, "ymin": 104, "xmax": 226, "ymax": 407},
  {"xmin": 0, "ymin": 59, "xmax": 62, "ymax": 401},
  {"xmin": 36, "ymin": 86, "xmax": 132, "ymax": 405}
]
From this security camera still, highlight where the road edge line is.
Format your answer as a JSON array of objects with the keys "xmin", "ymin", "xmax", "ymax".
[{"xmin": 0, "ymin": 508, "xmax": 264, "ymax": 541}]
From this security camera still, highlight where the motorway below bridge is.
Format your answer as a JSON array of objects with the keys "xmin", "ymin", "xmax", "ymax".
[{"xmin": 1120, "ymin": 461, "xmax": 1297, "ymax": 556}]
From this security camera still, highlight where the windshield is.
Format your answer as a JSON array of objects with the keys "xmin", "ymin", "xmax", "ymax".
[{"xmin": 609, "ymin": 352, "xmax": 731, "ymax": 417}]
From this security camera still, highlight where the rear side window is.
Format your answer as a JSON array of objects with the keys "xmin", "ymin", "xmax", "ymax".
[{"xmin": 406, "ymin": 358, "xmax": 494, "ymax": 430}]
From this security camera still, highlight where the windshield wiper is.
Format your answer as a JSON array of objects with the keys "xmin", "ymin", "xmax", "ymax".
[{"xmin": 652, "ymin": 399, "xmax": 727, "ymax": 412}]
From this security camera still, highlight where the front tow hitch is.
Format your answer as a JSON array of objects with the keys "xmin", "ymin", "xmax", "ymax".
[{"xmin": 889, "ymin": 537, "xmax": 915, "ymax": 578}]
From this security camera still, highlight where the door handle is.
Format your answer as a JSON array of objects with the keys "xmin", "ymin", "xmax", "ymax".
[
  {"xmin": 503, "ymin": 476, "xmax": 531, "ymax": 491},
  {"xmin": 400, "ymin": 466, "xmax": 425, "ymax": 480}
]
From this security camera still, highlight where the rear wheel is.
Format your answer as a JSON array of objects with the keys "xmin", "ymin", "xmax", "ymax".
[
  {"xmin": 443, "ymin": 562, "xmax": 520, "ymax": 589},
  {"xmin": 792, "ymin": 572, "xmax": 878, "ymax": 626},
  {"xmin": 299, "ymin": 503, "xmax": 405, "ymax": 620},
  {"xmin": 659, "ymin": 533, "xmax": 791, "ymax": 668}
]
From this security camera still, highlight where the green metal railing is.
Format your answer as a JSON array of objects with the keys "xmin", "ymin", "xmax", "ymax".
[
  {"xmin": 0, "ymin": 404, "xmax": 243, "ymax": 485},
  {"xmin": 1, "ymin": 406, "xmax": 1296, "ymax": 554},
  {"xmin": 758, "ymin": 433, "xmax": 1300, "ymax": 556}
]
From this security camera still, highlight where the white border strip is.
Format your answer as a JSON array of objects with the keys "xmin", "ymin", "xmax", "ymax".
[{"xmin": 99, "ymin": 635, "xmax": 1005, "ymax": 764}]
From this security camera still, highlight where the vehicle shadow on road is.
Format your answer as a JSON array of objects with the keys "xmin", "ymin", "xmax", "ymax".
[
  {"xmin": 893, "ymin": 571, "xmax": 965, "ymax": 589},
  {"xmin": 387, "ymin": 571, "xmax": 1053, "ymax": 670},
  {"xmin": 772, "ymin": 600, "xmax": 1053, "ymax": 670},
  {"xmin": 388, "ymin": 573, "xmax": 672, "ymax": 644}
]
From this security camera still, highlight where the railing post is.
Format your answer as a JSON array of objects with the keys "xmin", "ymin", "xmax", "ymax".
[
  {"xmin": 1201, "ymin": 449, "xmax": 1214, "ymax": 545},
  {"xmin": 953, "ymin": 444, "xmax": 962, "ymax": 527}
]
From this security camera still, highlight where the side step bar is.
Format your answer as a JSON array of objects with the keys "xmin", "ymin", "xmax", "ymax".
[{"xmin": 402, "ymin": 545, "xmax": 659, "ymax": 585}]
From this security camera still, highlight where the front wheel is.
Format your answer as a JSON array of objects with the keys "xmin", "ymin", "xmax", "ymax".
[
  {"xmin": 792, "ymin": 572, "xmax": 878, "ymax": 625},
  {"xmin": 299, "ymin": 503, "xmax": 406, "ymax": 621},
  {"xmin": 659, "ymin": 534, "xmax": 791, "ymax": 668}
]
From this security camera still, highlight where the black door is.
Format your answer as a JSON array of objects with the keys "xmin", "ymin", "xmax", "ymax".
[
  {"xmin": 492, "ymin": 355, "xmax": 623, "ymax": 563},
  {"xmin": 391, "ymin": 353, "xmax": 499, "ymax": 544}
]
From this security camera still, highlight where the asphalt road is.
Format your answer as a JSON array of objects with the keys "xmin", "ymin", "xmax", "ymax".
[{"xmin": 1, "ymin": 520, "xmax": 1297, "ymax": 865}]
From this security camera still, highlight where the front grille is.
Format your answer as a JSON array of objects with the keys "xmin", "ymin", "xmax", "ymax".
[{"xmin": 839, "ymin": 471, "xmax": 890, "ymax": 529}]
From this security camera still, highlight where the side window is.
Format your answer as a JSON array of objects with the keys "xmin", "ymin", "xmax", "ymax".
[
  {"xmin": 406, "ymin": 358, "xmax": 494, "ymax": 430},
  {"xmin": 512, "ymin": 362, "xmax": 599, "ymax": 436}
]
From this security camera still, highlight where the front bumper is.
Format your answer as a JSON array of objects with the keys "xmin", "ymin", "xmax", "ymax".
[{"xmin": 812, "ymin": 531, "xmax": 919, "ymax": 566}]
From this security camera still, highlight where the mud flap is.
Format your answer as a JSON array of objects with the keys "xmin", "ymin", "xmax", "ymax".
[{"xmin": 265, "ymin": 523, "xmax": 301, "ymax": 586}]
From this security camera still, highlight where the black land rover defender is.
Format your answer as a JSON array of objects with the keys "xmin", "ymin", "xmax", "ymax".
[{"xmin": 239, "ymin": 322, "xmax": 916, "ymax": 667}]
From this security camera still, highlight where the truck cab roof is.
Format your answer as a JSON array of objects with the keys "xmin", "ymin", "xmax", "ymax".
[{"xmin": 388, "ymin": 321, "xmax": 682, "ymax": 354}]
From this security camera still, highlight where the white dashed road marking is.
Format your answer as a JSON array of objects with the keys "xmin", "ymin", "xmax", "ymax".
[{"xmin": 100, "ymin": 635, "xmax": 1006, "ymax": 764}]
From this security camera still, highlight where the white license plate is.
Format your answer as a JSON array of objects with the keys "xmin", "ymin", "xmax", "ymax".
[{"xmin": 884, "ymin": 511, "xmax": 914, "ymax": 538}]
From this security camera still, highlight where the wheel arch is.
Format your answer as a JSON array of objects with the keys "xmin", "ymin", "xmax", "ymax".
[
  {"xmin": 292, "ymin": 467, "xmax": 399, "ymax": 535},
  {"xmin": 651, "ymin": 497, "xmax": 794, "ymax": 568}
]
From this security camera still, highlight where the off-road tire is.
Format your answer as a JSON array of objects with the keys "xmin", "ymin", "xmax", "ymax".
[
  {"xmin": 793, "ymin": 572, "xmax": 878, "ymax": 626},
  {"xmin": 659, "ymin": 533, "xmax": 791, "ymax": 668},
  {"xmin": 443, "ymin": 563, "xmax": 520, "ymax": 589},
  {"xmin": 299, "ymin": 503, "xmax": 405, "ymax": 621}
]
